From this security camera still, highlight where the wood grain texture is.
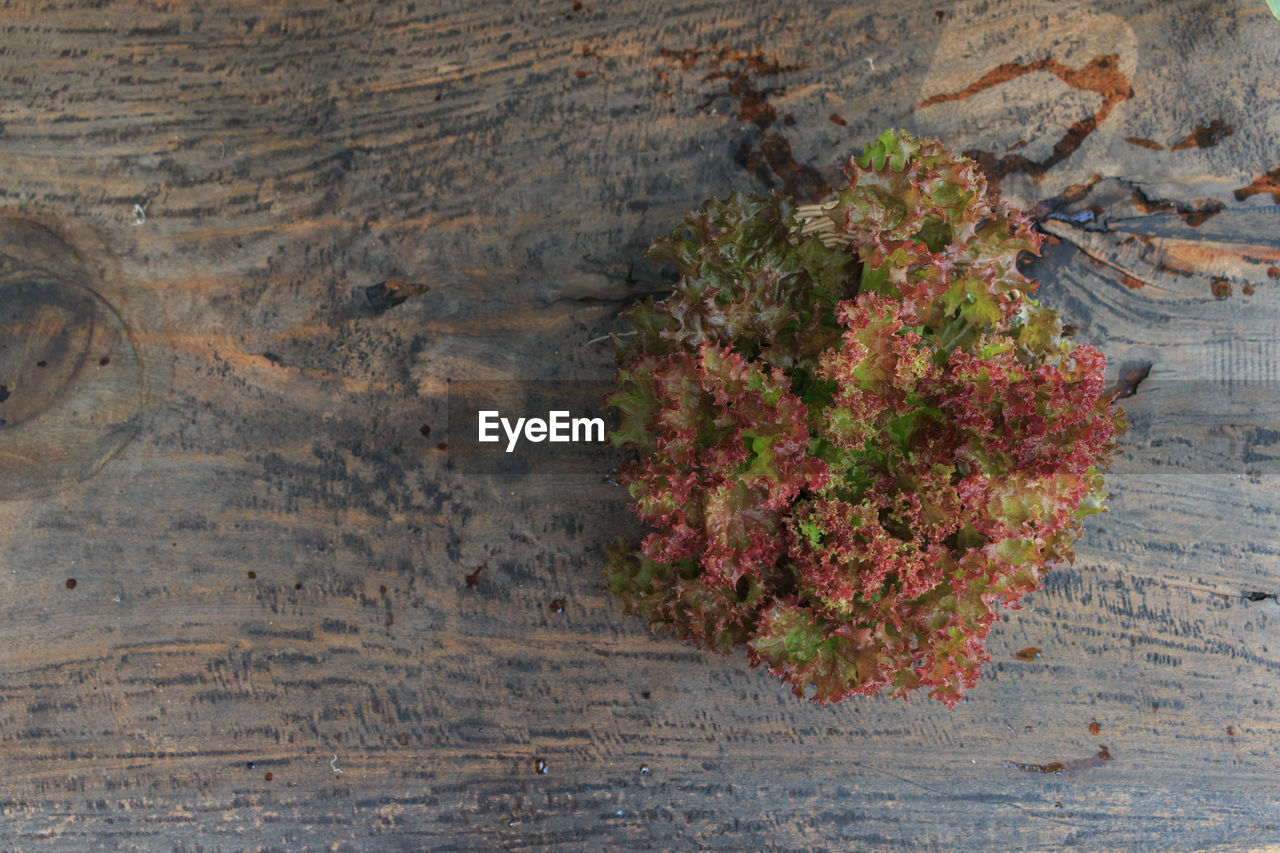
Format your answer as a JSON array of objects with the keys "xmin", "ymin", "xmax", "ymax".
[{"xmin": 1, "ymin": 0, "xmax": 1279, "ymax": 849}]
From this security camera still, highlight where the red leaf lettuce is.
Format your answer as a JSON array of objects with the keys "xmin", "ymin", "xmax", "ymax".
[{"xmin": 606, "ymin": 130, "xmax": 1124, "ymax": 707}]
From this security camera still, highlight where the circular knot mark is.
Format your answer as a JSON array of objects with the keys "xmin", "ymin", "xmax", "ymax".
[{"xmin": 0, "ymin": 217, "xmax": 153, "ymax": 499}]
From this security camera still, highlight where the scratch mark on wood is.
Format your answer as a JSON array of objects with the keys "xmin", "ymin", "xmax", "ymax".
[{"xmin": 1004, "ymin": 746, "xmax": 1112, "ymax": 775}]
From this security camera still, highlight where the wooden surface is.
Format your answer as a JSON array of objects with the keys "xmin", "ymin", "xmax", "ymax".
[{"xmin": 2, "ymin": 1, "xmax": 1280, "ymax": 849}]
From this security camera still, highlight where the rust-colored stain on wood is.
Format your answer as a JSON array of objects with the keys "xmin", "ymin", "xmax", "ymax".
[
  {"xmin": 1125, "ymin": 186, "xmax": 1224, "ymax": 226},
  {"xmin": 1126, "ymin": 136, "xmax": 1165, "ymax": 151},
  {"xmin": 1226, "ymin": 727, "xmax": 1243, "ymax": 764},
  {"xmin": 575, "ymin": 42, "xmax": 605, "ymax": 79},
  {"xmin": 1014, "ymin": 646, "xmax": 1043, "ymax": 661},
  {"xmin": 1234, "ymin": 167, "xmax": 1280, "ymax": 203},
  {"xmin": 1154, "ymin": 259, "xmax": 1195, "ymax": 277},
  {"xmin": 1210, "ymin": 277, "xmax": 1232, "ymax": 300},
  {"xmin": 1033, "ymin": 173, "xmax": 1103, "ymax": 218},
  {"xmin": 1171, "ymin": 119, "xmax": 1232, "ymax": 151},
  {"xmin": 1039, "ymin": 171, "xmax": 1222, "ymax": 229},
  {"xmin": 364, "ymin": 278, "xmax": 429, "ymax": 312},
  {"xmin": 919, "ymin": 55, "xmax": 1132, "ymax": 188},
  {"xmin": 654, "ymin": 45, "xmax": 830, "ymax": 200},
  {"xmin": 1177, "ymin": 205, "xmax": 1224, "ymax": 227}
]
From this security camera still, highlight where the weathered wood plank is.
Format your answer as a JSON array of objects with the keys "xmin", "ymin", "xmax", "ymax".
[{"xmin": 1, "ymin": 0, "xmax": 1279, "ymax": 849}]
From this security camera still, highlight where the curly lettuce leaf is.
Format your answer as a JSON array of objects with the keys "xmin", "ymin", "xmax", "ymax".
[{"xmin": 606, "ymin": 130, "xmax": 1124, "ymax": 707}]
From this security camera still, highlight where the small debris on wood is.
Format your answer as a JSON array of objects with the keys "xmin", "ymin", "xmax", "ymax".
[{"xmin": 465, "ymin": 565, "xmax": 485, "ymax": 587}]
